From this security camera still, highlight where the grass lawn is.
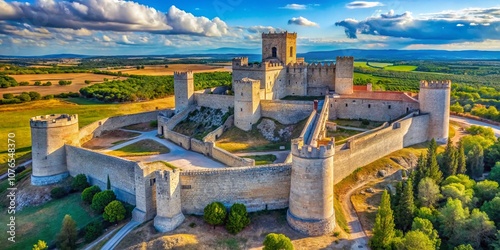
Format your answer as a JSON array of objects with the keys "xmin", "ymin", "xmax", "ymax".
[
  {"xmin": 0, "ymin": 96, "xmax": 174, "ymax": 174},
  {"xmin": 326, "ymin": 128, "xmax": 363, "ymax": 144},
  {"xmin": 384, "ymin": 65, "xmax": 417, "ymax": 71},
  {"xmin": 216, "ymin": 118, "xmax": 307, "ymax": 153},
  {"xmin": 242, "ymin": 154, "xmax": 277, "ymax": 165},
  {"xmin": 331, "ymin": 119, "xmax": 383, "ymax": 129},
  {"xmin": 0, "ymin": 193, "xmax": 98, "ymax": 250},
  {"xmin": 107, "ymin": 139, "xmax": 170, "ymax": 157},
  {"xmin": 367, "ymin": 62, "xmax": 393, "ymax": 68},
  {"xmin": 353, "ymin": 61, "xmax": 369, "ymax": 68}
]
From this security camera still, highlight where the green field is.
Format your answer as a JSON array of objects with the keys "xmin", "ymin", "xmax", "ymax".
[
  {"xmin": 242, "ymin": 154, "xmax": 277, "ymax": 165},
  {"xmin": 384, "ymin": 65, "xmax": 418, "ymax": 71},
  {"xmin": 0, "ymin": 97, "xmax": 174, "ymax": 174},
  {"xmin": 0, "ymin": 193, "xmax": 98, "ymax": 250},
  {"xmin": 108, "ymin": 139, "xmax": 170, "ymax": 157}
]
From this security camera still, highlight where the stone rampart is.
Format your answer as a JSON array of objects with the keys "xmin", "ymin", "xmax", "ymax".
[
  {"xmin": 190, "ymin": 138, "xmax": 210, "ymax": 156},
  {"xmin": 165, "ymin": 130, "xmax": 191, "ymax": 150},
  {"xmin": 333, "ymin": 113, "xmax": 430, "ymax": 183},
  {"xmin": 161, "ymin": 106, "xmax": 196, "ymax": 131},
  {"xmin": 212, "ymin": 146, "xmax": 254, "ymax": 167},
  {"xmin": 261, "ymin": 100, "xmax": 313, "ymax": 125},
  {"xmin": 79, "ymin": 110, "xmax": 168, "ymax": 144},
  {"xmin": 179, "ymin": 164, "xmax": 291, "ymax": 214},
  {"xmin": 194, "ymin": 93, "xmax": 234, "ymax": 111},
  {"xmin": 329, "ymin": 98, "xmax": 419, "ymax": 122},
  {"xmin": 203, "ymin": 115, "xmax": 234, "ymax": 142},
  {"xmin": 65, "ymin": 145, "xmax": 137, "ymax": 205}
]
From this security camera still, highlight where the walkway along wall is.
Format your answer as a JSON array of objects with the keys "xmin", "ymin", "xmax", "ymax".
[{"xmin": 261, "ymin": 100, "xmax": 313, "ymax": 125}]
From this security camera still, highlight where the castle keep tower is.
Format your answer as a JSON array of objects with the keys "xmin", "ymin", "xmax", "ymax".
[
  {"xmin": 334, "ymin": 56, "xmax": 354, "ymax": 95},
  {"xmin": 30, "ymin": 114, "xmax": 79, "ymax": 185},
  {"xmin": 287, "ymin": 138, "xmax": 335, "ymax": 236},
  {"xmin": 419, "ymin": 80, "xmax": 451, "ymax": 143},
  {"xmin": 234, "ymin": 78, "xmax": 261, "ymax": 131},
  {"xmin": 262, "ymin": 32, "xmax": 297, "ymax": 65},
  {"xmin": 174, "ymin": 71, "xmax": 194, "ymax": 113},
  {"xmin": 154, "ymin": 170, "xmax": 185, "ymax": 232}
]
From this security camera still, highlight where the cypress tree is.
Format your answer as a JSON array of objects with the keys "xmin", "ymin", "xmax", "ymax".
[
  {"xmin": 370, "ymin": 190, "xmax": 395, "ymax": 250},
  {"xmin": 456, "ymin": 141, "xmax": 467, "ymax": 174},
  {"xmin": 56, "ymin": 215, "xmax": 78, "ymax": 250},
  {"xmin": 107, "ymin": 175, "xmax": 111, "ymax": 190},
  {"xmin": 413, "ymin": 154, "xmax": 426, "ymax": 194},
  {"xmin": 441, "ymin": 138, "xmax": 458, "ymax": 178},
  {"xmin": 397, "ymin": 178, "xmax": 416, "ymax": 232},
  {"xmin": 425, "ymin": 139, "xmax": 443, "ymax": 183},
  {"xmin": 467, "ymin": 145, "xmax": 484, "ymax": 178}
]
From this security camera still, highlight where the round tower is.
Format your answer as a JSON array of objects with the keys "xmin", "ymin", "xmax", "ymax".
[
  {"xmin": 233, "ymin": 77, "xmax": 261, "ymax": 131},
  {"xmin": 174, "ymin": 71, "xmax": 194, "ymax": 113},
  {"xmin": 334, "ymin": 56, "xmax": 354, "ymax": 95},
  {"xmin": 154, "ymin": 169, "xmax": 185, "ymax": 232},
  {"xmin": 287, "ymin": 138, "xmax": 335, "ymax": 236},
  {"xmin": 419, "ymin": 80, "xmax": 451, "ymax": 144},
  {"xmin": 30, "ymin": 114, "xmax": 79, "ymax": 185}
]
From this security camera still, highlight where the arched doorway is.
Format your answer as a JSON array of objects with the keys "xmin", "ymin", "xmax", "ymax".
[{"xmin": 272, "ymin": 47, "xmax": 277, "ymax": 57}]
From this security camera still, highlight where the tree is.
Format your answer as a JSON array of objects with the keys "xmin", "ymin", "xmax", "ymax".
[
  {"xmin": 454, "ymin": 245, "xmax": 474, "ymax": 250},
  {"xmin": 417, "ymin": 177, "xmax": 440, "ymax": 208},
  {"xmin": 370, "ymin": 190, "xmax": 395, "ymax": 249},
  {"xmin": 203, "ymin": 202, "xmax": 227, "ymax": 229},
  {"xmin": 456, "ymin": 141, "xmax": 467, "ymax": 174},
  {"xmin": 459, "ymin": 209, "xmax": 496, "ymax": 249},
  {"xmin": 481, "ymin": 197, "xmax": 500, "ymax": 227},
  {"xmin": 2, "ymin": 93, "xmax": 13, "ymax": 99},
  {"xmin": 91, "ymin": 190, "xmax": 116, "ymax": 213},
  {"xmin": 226, "ymin": 203, "xmax": 250, "ymax": 234},
  {"xmin": 394, "ymin": 230, "xmax": 435, "ymax": 250},
  {"xmin": 451, "ymin": 102, "xmax": 464, "ymax": 113},
  {"xmin": 84, "ymin": 221, "xmax": 103, "ymax": 243},
  {"xmin": 467, "ymin": 145, "xmax": 484, "ymax": 178},
  {"xmin": 51, "ymin": 187, "xmax": 68, "ymax": 199},
  {"xmin": 474, "ymin": 180, "xmax": 499, "ymax": 205},
  {"xmin": 438, "ymin": 198, "xmax": 469, "ymax": 243},
  {"xmin": 425, "ymin": 139, "xmax": 443, "ymax": 183},
  {"xmin": 485, "ymin": 141, "xmax": 500, "ymax": 169},
  {"xmin": 488, "ymin": 162, "xmax": 500, "ymax": 183},
  {"xmin": 103, "ymin": 200, "xmax": 126, "ymax": 223},
  {"xmin": 413, "ymin": 154, "xmax": 426, "ymax": 194},
  {"xmin": 71, "ymin": 174, "xmax": 90, "ymax": 191},
  {"xmin": 32, "ymin": 240, "xmax": 48, "ymax": 250},
  {"xmin": 415, "ymin": 207, "xmax": 438, "ymax": 225},
  {"xmin": 411, "ymin": 217, "xmax": 441, "ymax": 249},
  {"xmin": 263, "ymin": 233, "xmax": 293, "ymax": 250},
  {"xmin": 441, "ymin": 138, "xmax": 458, "ymax": 178},
  {"xmin": 81, "ymin": 185, "xmax": 101, "ymax": 204},
  {"xmin": 441, "ymin": 182, "xmax": 474, "ymax": 207},
  {"xmin": 56, "ymin": 215, "xmax": 78, "ymax": 250},
  {"xmin": 397, "ymin": 178, "xmax": 415, "ymax": 232},
  {"xmin": 28, "ymin": 91, "xmax": 41, "ymax": 100},
  {"xmin": 107, "ymin": 175, "xmax": 111, "ymax": 190}
]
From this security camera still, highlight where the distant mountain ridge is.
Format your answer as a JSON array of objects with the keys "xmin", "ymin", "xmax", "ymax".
[{"xmin": 1, "ymin": 49, "xmax": 499, "ymax": 61}]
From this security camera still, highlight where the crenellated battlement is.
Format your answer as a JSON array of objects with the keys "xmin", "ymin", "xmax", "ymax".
[
  {"xmin": 336, "ymin": 56, "xmax": 354, "ymax": 62},
  {"xmin": 263, "ymin": 61, "xmax": 285, "ymax": 68},
  {"xmin": 307, "ymin": 62, "xmax": 336, "ymax": 70},
  {"xmin": 262, "ymin": 31, "xmax": 297, "ymax": 39},
  {"xmin": 30, "ymin": 114, "xmax": 78, "ymax": 128},
  {"xmin": 420, "ymin": 80, "xmax": 451, "ymax": 89},
  {"xmin": 174, "ymin": 71, "xmax": 193, "ymax": 80},
  {"xmin": 291, "ymin": 138, "xmax": 335, "ymax": 159}
]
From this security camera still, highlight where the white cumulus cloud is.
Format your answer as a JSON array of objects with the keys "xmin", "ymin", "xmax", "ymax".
[
  {"xmin": 346, "ymin": 1, "xmax": 384, "ymax": 9},
  {"xmin": 288, "ymin": 17, "xmax": 319, "ymax": 27}
]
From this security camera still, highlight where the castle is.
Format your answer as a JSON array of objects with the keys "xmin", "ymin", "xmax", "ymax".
[{"xmin": 29, "ymin": 32, "xmax": 450, "ymax": 237}]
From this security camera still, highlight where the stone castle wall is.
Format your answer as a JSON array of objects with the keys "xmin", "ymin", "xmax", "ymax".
[
  {"xmin": 333, "ymin": 113, "xmax": 430, "ymax": 183},
  {"xmin": 261, "ymin": 100, "xmax": 313, "ymax": 125},
  {"xmin": 79, "ymin": 110, "xmax": 165, "ymax": 145},
  {"xmin": 285, "ymin": 65, "xmax": 307, "ymax": 96},
  {"xmin": 65, "ymin": 145, "xmax": 137, "ymax": 204},
  {"xmin": 190, "ymin": 138, "xmax": 210, "ymax": 156},
  {"xmin": 165, "ymin": 130, "xmax": 191, "ymax": 150},
  {"xmin": 307, "ymin": 63, "xmax": 335, "ymax": 91},
  {"xmin": 211, "ymin": 146, "xmax": 254, "ymax": 167},
  {"xmin": 194, "ymin": 93, "xmax": 234, "ymax": 111},
  {"xmin": 179, "ymin": 164, "xmax": 291, "ymax": 214},
  {"xmin": 329, "ymin": 98, "xmax": 419, "ymax": 122}
]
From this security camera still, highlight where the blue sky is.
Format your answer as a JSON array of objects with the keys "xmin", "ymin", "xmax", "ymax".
[{"xmin": 0, "ymin": 0, "xmax": 499, "ymax": 55}]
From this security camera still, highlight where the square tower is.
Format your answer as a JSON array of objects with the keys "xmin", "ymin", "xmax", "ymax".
[
  {"xmin": 174, "ymin": 71, "xmax": 194, "ymax": 113},
  {"xmin": 262, "ymin": 32, "xmax": 297, "ymax": 65},
  {"xmin": 234, "ymin": 78, "xmax": 261, "ymax": 131}
]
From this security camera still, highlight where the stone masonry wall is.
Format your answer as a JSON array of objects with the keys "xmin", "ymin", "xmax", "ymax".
[
  {"xmin": 261, "ymin": 100, "xmax": 313, "ymax": 125},
  {"xmin": 333, "ymin": 114, "xmax": 430, "ymax": 183},
  {"xmin": 65, "ymin": 145, "xmax": 137, "ymax": 204},
  {"xmin": 194, "ymin": 93, "xmax": 234, "ymax": 111},
  {"xmin": 79, "ymin": 110, "xmax": 168, "ymax": 145},
  {"xmin": 165, "ymin": 130, "xmax": 191, "ymax": 150},
  {"xmin": 211, "ymin": 146, "xmax": 254, "ymax": 167},
  {"xmin": 179, "ymin": 164, "xmax": 291, "ymax": 214},
  {"xmin": 329, "ymin": 98, "xmax": 419, "ymax": 122}
]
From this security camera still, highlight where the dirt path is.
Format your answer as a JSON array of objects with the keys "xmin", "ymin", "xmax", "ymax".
[{"xmin": 341, "ymin": 181, "xmax": 370, "ymax": 250}]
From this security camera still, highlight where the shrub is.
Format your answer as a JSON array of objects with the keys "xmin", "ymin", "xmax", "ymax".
[
  {"xmin": 91, "ymin": 190, "xmax": 116, "ymax": 213},
  {"xmin": 203, "ymin": 202, "xmax": 227, "ymax": 228},
  {"xmin": 103, "ymin": 200, "xmax": 126, "ymax": 223},
  {"xmin": 14, "ymin": 166, "xmax": 26, "ymax": 174},
  {"xmin": 361, "ymin": 119, "xmax": 370, "ymax": 125},
  {"xmin": 51, "ymin": 187, "xmax": 68, "ymax": 199},
  {"xmin": 34, "ymin": 81, "xmax": 42, "ymax": 86},
  {"xmin": 43, "ymin": 81, "xmax": 52, "ymax": 86},
  {"xmin": 42, "ymin": 95, "xmax": 54, "ymax": 100},
  {"xmin": 84, "ymin": 80, "xmax": 91, "ymax": 84},
  {"xmin": 150, "ymin": 120, "xmax": 158, "ymax": 127},
  {"xmin": 84, "ymin": 221, "xmax": 103, "ymax": 243},
  {"xmin": 263, "ymin": 233, "xmax": 293, "ymax": 250},
  {"xmin": 226, "ymin": 203, "xmax": 250, "ymax": 234},
  {"xmin": 82, "ymin": 186, "xmax": 101, "ymax": 204},
  {"xmin": 3, "ymin": 93, "xmax": 13, "ymax": 99},
  {"xmin": 71, "ymin": 174, "xmax": 90, "ymax": 192},
  {"xmin": 19, "ymin": 81, "xmax": 29, "ymax": 86},
  {"xmin": 56, "ymin": 215, "xmax": 77, "ymax": 250},
  {"xmin": 18, "ymin": 92, "xmax": 31, "ymax": 102},
  {"xmin": 32, "ymin": 240, "xmax": 48, "ymax": 250},
  {"xmin": 28, "ymin": 91, "xmax": 41, "ymax": 100},
  {"xmin": 58, "ymin": 80, "xmax": 72, "ymax": 86}
]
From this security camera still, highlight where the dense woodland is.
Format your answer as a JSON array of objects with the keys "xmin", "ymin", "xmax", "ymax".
[{"xmin": 371, "ymin": 126, "xmax": 500, "ymax": 250}]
